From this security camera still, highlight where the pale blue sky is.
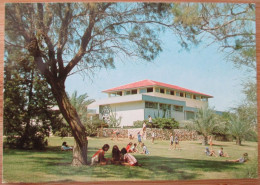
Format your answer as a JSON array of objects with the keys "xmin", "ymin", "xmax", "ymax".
[{"xmin": 65, "ymin": 31, "xmax": 252, "ymax": 112}]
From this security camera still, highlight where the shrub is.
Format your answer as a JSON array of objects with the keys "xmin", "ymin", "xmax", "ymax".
[{"xmin": 133, "ymin": 120, "xmax": 144, "ymax": 128}]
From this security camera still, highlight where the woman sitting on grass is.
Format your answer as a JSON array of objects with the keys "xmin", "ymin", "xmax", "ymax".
[
  {"xmin": 61, "ymin": 142, "xmax": 73, "ymax": 151},
  {"xmin": 130, "ymin": 143, "xmax": 138, "ymax": 153},
  {"xmin": 111, "ymin": 145, "xmax": 121, "ymax": 165},
  {"xmin": 140, "ymin": 143, "xmax": 150, "ymax": 155},
  {"xmin": 121, "ymin": 148, "xmax": 139, "ymax": 166},
  {"xmin": 218, "ymin": 147, "xmax": 229, "ymax": 157},
  {"xmin": 226, "ymin": 153, "xmax": 249, "ymax": 163},
  {"xmin": 91, "ymin": 144, "xmax": 110, "ymax": 165},
  {"xmin": 126, "ymin": 142, "xmax": 133, "ymax": 153},
  {"xmin": 205, "ymin": 147, "xmax": 217, "ymax": 157}
]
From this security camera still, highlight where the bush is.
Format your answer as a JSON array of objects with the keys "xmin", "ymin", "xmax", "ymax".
[
  {"xmin": 150, "ymin": 118, "xmax": 179, "ymax": 129},
  {"xmin": 133, "ymin": 120, "xmax": 143, "ymax": 128}
]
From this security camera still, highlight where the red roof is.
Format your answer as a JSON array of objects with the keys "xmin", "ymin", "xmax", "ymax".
[{"xmin": 103, "ymin": 79, "xmax": 213, "ymax": 98}]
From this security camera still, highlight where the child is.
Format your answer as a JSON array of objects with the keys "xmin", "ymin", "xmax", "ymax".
[
  {"xmin": 61, "ymin": 142, "xmax": 73, "ymax": 151},
  {"xmin": 174, "ymin": 134, "xmax": 181, "ymax": 150},
  {"xmin": 226, "ymin": 153, "xmax": 249, "ymax": 163},
  {"xmin": 130, "ymin": 143, "xmax": 138, "ymax": 153},
  {"xmin": 169, "ymin": 133, "xmax": 174, "ymax": 150},
  {"xmin": 137, "ymin": 132, "xmax": 142, "ymax": 147},
  {"xmin": 121, "ymin": 148, "xmax": 139, "ymax": 166},
  {"xmin": 151, "ymin": 131, "xmax": 155, "ymax": 144},
  {"xmin": 111, "ymin": 145, "xmax": 121, "ymax": 164},
  {"xmin": 218, "ymin": 147, "xmax": 229, "ymax": 157},
  {"xmin": 140, "ymin": 143, "xmax": 150, "ymax": 155},
  {"xmin": 91, "ymin": 144, "xmax": 110, "ymax": 165},
  {"xmin": 205, "ymin": 147, "xmax": 217, "ymax": 157},
  {"xmin": 142, "ymin": 121, "xmax": 147, "ymax": 133},
  {"xmin": 209, "ymin": 136, "xmax": 213, "ymax": 150},
  {"xmin": 126, "ymin": 142, "xmax": 133, "ymax": 153}
]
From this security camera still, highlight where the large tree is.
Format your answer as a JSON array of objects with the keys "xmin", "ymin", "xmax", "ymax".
[{"xmin": 5, "ymin": 3, "xmax": 174, "ymax": 165}]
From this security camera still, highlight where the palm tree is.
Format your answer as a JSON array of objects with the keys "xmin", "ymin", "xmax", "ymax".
[
  {"xmin": 228, "ymin": 114, "xmax": 252, "ymax": 146},
  {"xmin": 69, "ymin": 91, "xmax": 95, "ymax": 125},
  {"xmin": 190, "ymin": 105, "xmax": 218, "ymax": 145}
]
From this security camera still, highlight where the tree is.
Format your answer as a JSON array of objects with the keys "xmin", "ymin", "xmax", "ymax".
[
  {"xmin": 227, "ymin": 114, "xmax": 253, "ymax": 145},
  {"xmin": 187, "ymin": 106, "xmax": 218, "ymax": 145},
  {"xmin": 4, "ymin": 51, "xmax": 63, "ymax": 149},
  {"xmin": 5, "ymin": 3, "xmax": 174, "ymax": 165}
]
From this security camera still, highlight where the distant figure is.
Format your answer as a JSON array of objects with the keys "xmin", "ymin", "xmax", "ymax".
[
  {"xmin": 218, "ymin": 147, "xmax": 229, "ymax": 157},
  {"xmin": 174, "ymin": 134, "xmax": 181, "ymax": 150},
  {"xmin": 148, "ymin": 115, "xmax": 153, "ymax": 125},
  {"xmin": 126, "ymin": 142, "xmax": 133, "ymax": 153},
  {"xmin": 209, "ymin": 136, "xmax": 213, "ymax": 150},
  {"xmin": 140, "ymin": 143, "xmax": 150, "ymax": 155},
  {"xmin": 61, "ymin": 142, "xmax": 73, "ymax": 151},
  {"xmin": 91, "ymin": 144, "xmax": 110, "ymax": 165},
  {"xmin": 137, "ymin": 132, "xmax": 142, "ymax": 147},
  {"xmin": 130, "ymin": 143, "xmax": 139, "ymax": 153},
  {"xmin": 111, "ymin": 129, "xmax": 120, "ymax": 141},
  {"xmin": 111, "ymin": 145, "xmax": 121, "ymax": 165},
  {"xmin": 129, "ymin": 134, "xmax": 134, "ymax": 140},
  {"xmin": 169, "ymin": 133, "xmax": 174, "ymax": 150},
  {"xmin": 142, "ymin": 121, "xmax": 147, "ymax": 136},
  {"xmin": 226, "ymin": 153, "xmax": 249, "ymax": 163},
  {"xmin": 205, "ymin": 147, "xmax": 217, "ymax": 157},
  {"xmin": 151, "ymin": 131, "xmax": 155, "ymax": 144},
  {"xmin": 121, "ymin": 148, "xmax": 139, "ymax": 166}
]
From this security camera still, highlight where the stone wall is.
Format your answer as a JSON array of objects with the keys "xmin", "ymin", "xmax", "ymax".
[{"xmin": 99, "ymin": 128, "xmax": 198, "ymax": 141}]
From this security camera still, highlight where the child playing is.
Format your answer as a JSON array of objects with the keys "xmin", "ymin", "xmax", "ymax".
[
  {"xmin": 121, "ymin": 148, "xmax": 139, "ymax": 166},
  {"xmin": 61, "ymin": 142, "xmax": 73, "ymax": 151},
  {"xmin": 130, "ymin": 143, "xmax": 138, "ymax": 153},
  {"xmin": 111, "ymin": 145, "xmax": 121, "ymax": 164},
  {"xmin": 151, "ymin": 131, "xmax": 155, "ymax": 144},
  {"xmin": 91, "ymin": 144, "xmax": 110, "ymax": 165},
  {"xmin": 140, "ymin": 143, "xmax": 150, "ymax": 155},
  {"xmin": 169, "ymin": 133, "xmax": 174, "ymax": 150},
  {"xmin": 218, "ymin": 147, "xmax": 229, "ymax": 157},
  {"xmin": 137, "ymin": 132, "xmax": 142, "ymax": 147},
  {"xmin": 205, "ymin": 147, "xmax": 217, "ymax": 157},
  {"xmin": 126, "ymin": 142, "xmax": 133, "ymax": 153},
  {"xmin": 174, "ymin": 134, "xmax": 181, "ymax": 150}
]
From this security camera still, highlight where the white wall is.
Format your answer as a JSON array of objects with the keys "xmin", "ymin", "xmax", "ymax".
[{"xmin": 110, "ymin": 101, "xmax": 144, "ymax": 127}]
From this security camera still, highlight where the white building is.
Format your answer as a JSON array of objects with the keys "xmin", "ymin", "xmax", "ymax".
[{"xmin": 88, "ymin": 79, "xmax": 213, "ymax": 127}]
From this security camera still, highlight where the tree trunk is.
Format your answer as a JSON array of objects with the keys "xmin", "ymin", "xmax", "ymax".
[
  {"xmin": 49, "ymin": 80, "xmax": 88, "ymax": 166},
  {"xmin": 236, "ymin": 137, "xmax": 242, "ymax": 146},
  {"xmin": 202, "ymin": 136, "xmax": 208, "ymax": 146}
]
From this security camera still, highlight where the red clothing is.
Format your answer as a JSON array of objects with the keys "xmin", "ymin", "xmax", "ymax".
[
  {"xmin": 92, "ymin": 149, "xmax": 105, "ymax": 162},
  {"xmin": 124, "ymin": 153, "xmax": 138, "ymax": 166},
  {"xmin": 126, "ymin": 144, "xmax": 131, "ymax": 152}
]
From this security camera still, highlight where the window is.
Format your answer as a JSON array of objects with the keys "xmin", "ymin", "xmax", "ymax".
[
  {"xmin": 125, "ymin": 91, "xmax": 131, "ymax": 95},
  {"xmin": 131, "ymin": 89, "xmax": 137, "ymax": 94},
  {"xmin": 173, "ymin": 105, "xmax": 183, "ymax": 112},
  {"xmin": 155, "ymin": 88, "xmax": 160, "ymax": 93},
  {"xmin": 160, "ymin": 88, "xmax": 165, "ymax": 94},
  {"xmin": 196, "ymin": 96, "xmax": 201, "ymax": 100},
  {"xmin": 116, "ymin": 91, "xmax": 122, "ymax": 96},
  {"xmin": 186, "ymin": 93, "xmax": 191, "ymax": 98},
  {"xmin": 166, "ymin": 90, "xmax": 170, "ymax": 94},
  {"xmin": 186, "ymin": 111, "xmax": 195, "ymax": 120},
  {"xmin": 180, "ymin": 92, "xmax": 184, "ymax": 97},
  {"xmin": 170, "ymin": 90, "xmax": 175, "ymax": 95},
  {"xmin": 145, "ymin": 102, "xmax": 158, "ymax": 109},
  {"xmin": 201, "ymin": 97, "xmax": 208, "ymax": 102},
  {"xmin": 147, "ymin": 88, "xmax": 153, "ymax": 93},
  {"xmin": 140, "ymin": 88, "xmax": 147, "ymax": 94},
  {"xmin": 160, "ymin": 103, "xmax": 171, "ymax": 110},
  {"xmin": 193, "ymin": 95, "xmax": 196, "ymax": 99},
  {"xmin": 176, "ymin": 92, "xmax": 180, "ymax": 96}
]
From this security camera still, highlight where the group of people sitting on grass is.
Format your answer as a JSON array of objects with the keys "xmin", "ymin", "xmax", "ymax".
[
  {"xmin": 205, "ymin": 139, "xmax": 249, "ymax": 163},
  {"xmin": 91, "ymin": 144, "xmax": 139, "ymax": 166}
]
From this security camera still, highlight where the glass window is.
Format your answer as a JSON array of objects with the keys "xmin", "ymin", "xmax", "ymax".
[
  {"xmin": 155, "ymin": 88, "xmax": 160, "ymax": 93},
  {"xmin": 116, "ymin": 91, "xmax": 122, "ymax": 96},
  {"xmin": 131, "ymin": 89, "xmax": 137, "ymax": 94},
  {"xmin": 170, "ymin": 90, "xmax": 174, "ymax": 95},
  {"xmin": 145, "ymin": 102, "xmax": 158, "ymax": 109},
  {"xmin": 125, "ymin": 91, "xmax": 131, "ymax": 95},
  {"xmin": 180, "ymin": 92, "xmax": 184, "ymax": 97},
  {"xmin": 176, "ymin": 92, "xmax": 180, "ymax": 96},
  {"xmin": 186, "ymin": 111, "xmax": 195, "ymax": 120},
  {"xmin": 186, "ymin": 93, "xmax": 191, "ymax": 98},
  {"xmin": 173, "ymin": 105, "xmax": 183, "ymax": 112},
  {"xmin": 166, "ymin": 90, "xmax": 170, "ymax": 94},
  {"xmin": 160, "ymin": 88, "xmax": 165, "ymax": 94},
  {"xmin": 147, "ymin": 88, "xmax": 153, "ymax": 93},
  {"xmin": 140, "ymin": 88, "xmax": 147, "ymax": 94}
]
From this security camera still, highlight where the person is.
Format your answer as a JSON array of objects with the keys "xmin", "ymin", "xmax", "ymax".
[
  {"xmin": 151, "ymin": 131, "xmax": 155, "ymax": 144},
  {"xmin": 111, "ymin": 145, "xmax": 121, "ymax": 164},
  {"xmin": 137, "ymin": 132, "xmax": 142, "ymax": 147},
  {"xmin": 130, "ymin": 143, "xmax": 138, "ymax": 153},
  {"xmin": 169, "ymin": 133, "xmax": 174, "ymax": 150},
  {"xmin": 226, "ymin": 153, "xmax": 249, "ymax": 163},
  {"xmin": 148, "ymin": 115, "xmax": 153, "ymax": 124},
  {"xmin": 218, "ymin": 147, "xmax": 229, "ymax": 157},
  {"xmin": 140, "ymin": 143, "xmax": 150, "ymax": 155},
  {"xmin": 142, "ymin": 121, "xmax": 147, "ymax": 138},
  {"xmin": 126, "ymin": 142, "xmax": 133, "ymax": 153},
  {"xmin": 91, "ymin": 144, "xmax": 110, "ymax": 165},
  {"xmin": 174, "ymin": 134, "xmax": 181, "ymax": 150},
  {"xmin": 121, "ymin": 148, "xmax": 139, "ymax": 166},
  {"xmin": 209, "ymin": 136, "xmax": 213, "ymax": 150},
  {"xmin": 61, "ymin": 142, "xmax": 73, "ymax": 151},
  {"xmin": 111, "ymin": 129, "xmax": 120, "ymax": 140},
  {"xmin": 129, "ymin": 134, "xmax": 134, "ymax": 140},
  {"xmin": 205, "ymin": 147, "xmax": 217, "ymax": 157}
]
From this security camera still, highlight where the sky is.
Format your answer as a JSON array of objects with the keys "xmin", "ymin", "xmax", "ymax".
[{"xmin": 65, "ymin": 31, "xmax": 252, "ymax": 112}]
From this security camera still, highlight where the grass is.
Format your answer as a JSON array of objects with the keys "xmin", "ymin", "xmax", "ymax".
[{"xmin": 3, "ymin": 136, "xmax": 258, "ymax": 183}]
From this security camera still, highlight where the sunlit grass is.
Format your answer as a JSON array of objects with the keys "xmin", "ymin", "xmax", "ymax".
[{"xmin": 3, "ymin": 136, "xmax": 258, "ymax": 183}]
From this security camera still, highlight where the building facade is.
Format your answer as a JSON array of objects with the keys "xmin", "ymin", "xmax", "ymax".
[{"xmin": 88, "ymin": 80, "xmax": 213, "ymax": 127}]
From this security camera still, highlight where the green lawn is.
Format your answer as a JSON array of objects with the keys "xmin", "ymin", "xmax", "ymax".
[{"xmin": 3, "ymin": 137, "xmax": 258, "ymax": 183}]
